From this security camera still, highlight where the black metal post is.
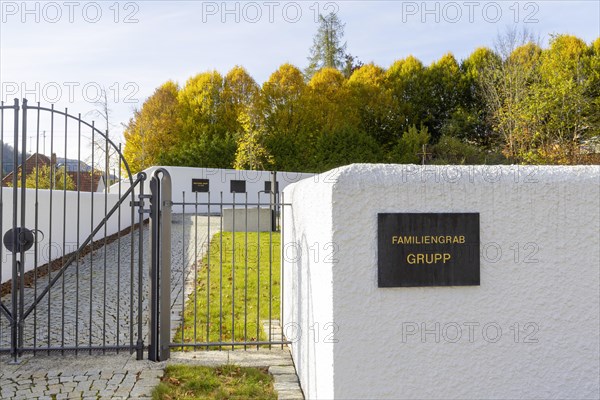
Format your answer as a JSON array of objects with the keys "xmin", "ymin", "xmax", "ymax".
[
  {"xmin": 271, "ymin": 171, "xmax": 277, "ymax": 232},
  {"xmin": 136, "ymin": 173, "xmax": 146, "ymax": 360},
  {"xmin": 149, "ymin": 168, "xmax": 171, "ymax": 361}
]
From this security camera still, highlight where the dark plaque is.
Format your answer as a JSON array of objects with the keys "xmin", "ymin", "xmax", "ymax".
[
  {"xmin": 378, "ymin": 213, "xmax": 480, "ymax": 287},
  {"xmin": 264, "ymin": 181, "xmax": 279, "ymax": 193},
  {"xmin": 230, "ymin": 180, "xmax": 246, "ymax": 193},
  {"xmin": 191, "ymin": 179, "xmax": 209, "ymax": 193}
]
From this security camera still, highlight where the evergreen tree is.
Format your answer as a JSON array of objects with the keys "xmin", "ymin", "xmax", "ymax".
[{"xmin": 306, "ymin": 13, "xmax": 348, "ymax": 78}]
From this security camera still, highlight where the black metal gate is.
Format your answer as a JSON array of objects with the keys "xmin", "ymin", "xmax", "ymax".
[
  {"xmin": 0, "ymin": 98, "xmax": 291, "ymax": 364},
  {"xmin": 0, "ymin": 99, "xmax": 148, "ymax": 362},
  {"xmin": 147, "ymin": 172, "xmax": 292, "ymax": 360},
  {"xmin": 171, "ymin": 188, "xmax": 290, "ymax": 352}
]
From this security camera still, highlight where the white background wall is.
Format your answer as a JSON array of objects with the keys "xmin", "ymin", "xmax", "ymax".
[
  {"xmin": 283, "ymin": 164, "xmax": 600, "ymax": 399},
  {"xmin": 113, "ymin": 166, "xmax": 314, "ymax": 214},
  {"xmin": 1, "ymin": 187, "xmax": 136, "ymax": 283},
  {"xmin": 2, "ymin": 167, "xmax": 314, "ymax": 283}
]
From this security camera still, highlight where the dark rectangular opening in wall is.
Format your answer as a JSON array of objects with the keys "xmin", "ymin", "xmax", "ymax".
[
  {"xmin": 230, "ymin": 180, "xmax": 246, "ymax": 193},
  {"xmin": 264, "ymin": 181, "xmax": 279, "ymax": 193}
]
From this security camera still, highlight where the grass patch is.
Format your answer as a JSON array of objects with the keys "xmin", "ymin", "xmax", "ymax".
[
  {"xmin": 174, "ymin": 231, "xmax": 280, "ymax": 348},
  {"xmin": 152, "ymin": 364, "xmax": 277, "ymax": 400}
]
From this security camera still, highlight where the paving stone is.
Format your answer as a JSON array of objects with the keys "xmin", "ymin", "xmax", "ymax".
[
  {"xmin": 269, "ymin": 365, "xmax": 297, "ymax": 375},
  {"xmin": 274, "ymin": 373, "xmax": 300, "ymax": 383},
  {"xmin": 139, "ymin": 369, "xmax": 163, "ymax": 379},
  {"xmin": 0, "ymin": 215, "xmax": 303, "ymax": 399},
  {"xmin": 275, "ymin": 381, "xmax": 303, "ymax": 391},
  {"xmin": 277, "ymin": 389, "xmax": 306, "ymax": 400},
  {"xmin": 15, "ymin": 388, "xmax": 32, "ymax": 397}
]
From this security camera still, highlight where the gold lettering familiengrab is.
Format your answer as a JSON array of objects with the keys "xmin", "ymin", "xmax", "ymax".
[{"xmin": 391, "ymin": 235, "xmax": 465, "ymax": 245}]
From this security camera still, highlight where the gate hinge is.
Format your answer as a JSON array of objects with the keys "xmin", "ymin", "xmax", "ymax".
[{"xmin": 131, "ymin": 198, "xmax": 152, "ymax": 214}]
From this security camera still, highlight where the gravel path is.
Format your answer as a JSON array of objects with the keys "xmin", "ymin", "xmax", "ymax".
[
  {"xmin": 0, "ymin": 213, "xmax": 303, "ymax": 400},
  {"xmin": 0, "ymin": 214, "xmax": 216, "ymax": 352}
]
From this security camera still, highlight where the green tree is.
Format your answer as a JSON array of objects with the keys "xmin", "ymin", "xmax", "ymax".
[
  {"xmin": 587, "ymin": 37, "xmax": 600, "ymax": 140},
  {"xmin": 11, "ymin": 165, "xmax": 76, "ymax": 190},
  {"xmin": 161, "ymin": 134, "xmax": 237, "ymax": 168},
  {"xmin": 526, "ymin": 34, "xmax": 598, "ymax": 163},
  {"xmin": 313, "ymin": 126, "xmax": 382, "ymax": 170},
  {"xmin": 305, "ymin": 13, "xmax": 348, "ymax": 78},
  {"xmin": 260, "ymin": 64, "xmax": 310, "ymax": 171},
  {"xmin": 478, "ymin": 28, "xmax": 542, "ymax": 160},
  {"xmin": 346, "ymin": 64, "xmax": 399, "ymax": 148},
  {"xmin": 233, "ymin": 112, "xmax": 273, "ymax": 170},
  {"xmin": 458, "ymin": 47, "xmax": 502, "ymax": 147},
  {"xmin": 389, "ymin": 125, "xmax": 430, "ymax": 164},
  {"xmin": 431, "ymin": 135, "xmax": 506, "ymax": 165},
  {"xmin": 342, "ymin": 53, "xmax": 364, "ymax": 78},
  {"xmin": 423, "ymin": 53, "xmax": 466, "ymax": 140},
  {"xmin": 386, "ymin": 55, "xmax": 428, "ymax": 137}
]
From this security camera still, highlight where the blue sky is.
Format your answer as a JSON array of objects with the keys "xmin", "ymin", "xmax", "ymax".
[{"xmin": 1, "ymin": 0, "xmax": 599, "ymax": 152}]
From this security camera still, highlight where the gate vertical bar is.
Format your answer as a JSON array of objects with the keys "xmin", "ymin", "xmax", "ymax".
[
  {"xmin": 281, "ymin": 191, "xmax": 285, "ymax": 349},
  {"xmin": 10, "ymin": 98, "xmax": 19, "ymax": 362},
  {"xmin": 149, "ymin": 169, "xmax": 171, "ymax": 361},
  {"xmin": 18, "ymin": 99, "xmax": 28, "ymax": 355},
  {"xmin": 61, "ymin": 108, "xmax": 68, "ymax": 355},
  {"xmin": 271, "ymin": 171, "xmax": 277, "ymax": 231},
  {"xmin": 33, "ymin": 105, "xmax": 40, "ymax": 355},
  {"xmin": 136, "ymin": 173, "xmax": 146, "ymax": 360},
  {"xmin": 0, "ymin": 104, "xmax": 4, "ymax": 327}
]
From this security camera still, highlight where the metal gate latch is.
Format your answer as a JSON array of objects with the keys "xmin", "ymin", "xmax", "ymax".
[{"xmin": 3, "ymin": 227, "xmax": 37, "ymax": 253}]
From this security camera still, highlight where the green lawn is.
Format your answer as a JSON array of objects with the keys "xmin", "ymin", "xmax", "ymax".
[
  {"xmin": 152, "ymin": 364, "xmax": 276, "ymax": 400},
  {"xmin": 174, "ymin": 231, "xmax": 280, "ymax": 349}
]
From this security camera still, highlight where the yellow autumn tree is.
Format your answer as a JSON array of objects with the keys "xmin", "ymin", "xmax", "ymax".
[
  {"xmin": 233, "ymin": 112, "xmax": 273, "ymax": 170},
  {"xmin": 123, "ymin": 81, "xmax": 180, "ymax": 172}
]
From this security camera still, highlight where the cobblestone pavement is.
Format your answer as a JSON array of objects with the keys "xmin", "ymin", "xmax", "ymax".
[
  {"xmin": 0, "ymin": 214, "xmax": 215, "ymax": 350},
  {"xmin": 0, "ymin": 348, "xmax": 304, "ymax": 399},
  {"xmin": 0, "ymin": 214, "xmax": 303, "ymax": 399},
  {"xmin": 0, "ymin": 353, "xmax": 164, "ymax": 399}
]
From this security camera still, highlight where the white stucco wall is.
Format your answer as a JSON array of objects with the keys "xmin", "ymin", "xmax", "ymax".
[
  {"xmin": 112, "ymin": 166, "xmax": 314, "ymax": 214},
  {"xmin": 283, "ymin": 164, "xmax": 600, "ymax": 399},
  {"xmin": 283, "ymin": 173, "xmax": 335, "ymax": 399},
  {"xmin": 1, "ymin": 167, "xmax": 313, "ymax": 284},
  {"xmin": 1, "ymin": 187, "xmax": 136, "ymax": 283}
]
